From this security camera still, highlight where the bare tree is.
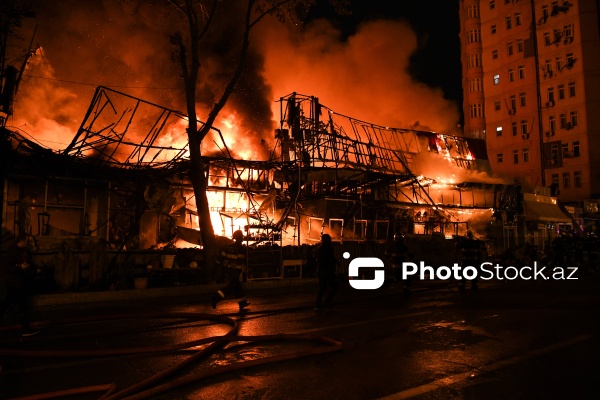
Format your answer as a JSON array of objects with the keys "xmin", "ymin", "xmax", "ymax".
[{"xmin": 164, "ymin": 0, "xmax": 348, "ymax": 279}]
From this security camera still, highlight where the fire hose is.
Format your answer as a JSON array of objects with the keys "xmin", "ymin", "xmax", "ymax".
[{"xmin": 0, "ymin": 310, "xmax": 344, "ymax": 400}]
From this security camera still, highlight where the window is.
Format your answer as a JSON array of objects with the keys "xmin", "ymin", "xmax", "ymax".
[
  {"xmin": 506, "ymin": 16, "xmax": 512, "ymax": 30},
  {"xmin": 523, "ymin": 148, "xmax": 529, "ymax": 163},
  {"xmin": 547, "ymin": 87, "xmax": 555, "ymax": 103},
  {"xmin": 544, "ymin": 32, "xmax": 552, "ymax": 46},
  {"xmin": 551, "ymin": 174, "xmax": 559, "ymax": 186},
  {"xmin": 492, "ymin": 49, "xmax": 499, "ymax": 59},
  {"xmin": 553, "ymin": 28, "xmax": 563, "ymax": 45},
  {"xmin": 515, "ymin": 13, "xmax": 522, "ymax": 26},
  {"xmin": 544, "ymin": 59, "xmax": 553, "ymax": 78},
  {"xmin": 556, "ymin": 56, "xmax": 563, "ymax": 71},
  {"xmin": 568, "ymin": 81, "xmax": 576, "ymax": 97},
  {"xmin": 520, "ymin": 120, "xmax": 528, "ymax": 136},
  {"xmin": 494, "ymin": 74, "xmax": 500, "ymax": 85},
  {"xmin": 570, "ymin": 111, "xmax": 578, "ymax": 127},
  {"xmin": 563, "ymin": 172, "xmax": 570, "ymax": 189},
  {"xmin": 565, "ymin": 53, "xmax": 575, "ymax": 69},
  {"xmin": 549, "ymin": 115, "xmax": 557, "ymax": 132},
  {"xmin": 490, "ymin": 0, "xmax": 495, "ymax": 9},
  {"xmin": 467, "ymin": 29, "xmax": 481, "ymax": 43},
  {"xmin": 509, "ymin": 68, "xmax": 515, "ymax": 82},
  {"xmin": 510, "ymin": 95, "xmax": 517, "ymax": 111},
  {"xmin": 562, "ymin": 142, "xmax": 569, "ymax": 156},
  {"xmin": 560, "ymin": 113, "xmax": 567, "ymax": 128},
  {"xmin": 469, "ymin": 78, "xmax": 483, "ymax": 92},
  {"xmin": 512, "ymin": 122, "xmax": 518, "ymax": 136},
  {"xmin": 497, "ymin": 153, "xmax": 503, "ymax": 163},
  {"xmin": 542, "ymin": 5, "xmax": 549, "ymax": 19},
  {"xmin": 494, "ymin": 100, "xmax": 501, "ymax": 111},
  {"xmin": 467, "ymin": 5, "xmax": 480, "ymax": 18},
  {"xmin": 491, "ymin": 24, "xmax": 497, "ymax": 34},
  {"xmin": 519, "ymin": 92, "xmax": 527, "ymax": 107},
  {"xmin": 513, "ymin": 150, "xmax": 519, "ymax": 164},
  {"xmin": 470, "ymin": 103, "xmax": 483, "ymax": 118},
  {"xmin": 573, "ymin": 141, "xmax": 580, "ymax": 157},
  {"xmin": 469, "ymin": 54, "xmax": 482, "ymax": 68},
  {"xmin": 496, "ymin": 126, "xmax": 503, "ymax": 136},
  {"xmin": 517, "ymin": 38, "xmax": 524, "ymax": 52},
  {"xmin": 507, "ymin": 42, "xmax": 514, "ymax": 56},
  {"xmin": 518, "ymin": 65, "xmax": 525, "ymax": 79},
  {"xmin": 564, "ymin": 24, "xmax": 574, "ymax": 42},
  {"xmin": 551, "ymin": 143, "xmax": 559, "ymax": 161},
  {"xmin": 574, "ymin": 171, "xmax": 582, "ymax": 188},
  {"xmin": 558, "ymin": 84, "xmax": 565, "ymax": 100}
]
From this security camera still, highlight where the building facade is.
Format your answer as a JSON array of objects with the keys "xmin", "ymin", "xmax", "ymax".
[{"xmin": 459, "ymin": 0, "xmax": 600, "ymax": 203}]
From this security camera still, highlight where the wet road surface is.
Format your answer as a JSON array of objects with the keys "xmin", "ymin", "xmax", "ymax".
[{"xmin": 1, "ymin": 273, "xmax": 599, "ymax": 399}]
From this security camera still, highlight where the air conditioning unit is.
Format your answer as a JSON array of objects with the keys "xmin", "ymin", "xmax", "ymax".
[
  {"xmin": 522, "ymin": 133, "xmax": 530, "ymax": 139},
  {"xmin": 545, "ymin": 100, "xmax": 555, "ymax": 107},
  {"xmin": 565, "ymin": 122, "xmax": 573, "ymax": 130},
  {"xmin": 508, "ymin": 108, "xmax": 516, "ymax": 115}
]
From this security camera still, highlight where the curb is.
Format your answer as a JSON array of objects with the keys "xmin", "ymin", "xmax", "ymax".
[{"xmin": 32, "ymin": 278, "xmax": 318, "ymax": 307}]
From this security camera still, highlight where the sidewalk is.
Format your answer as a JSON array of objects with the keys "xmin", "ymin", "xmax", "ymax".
[{"xmin": 31, "ymin": 277, "xmax": 319, "ymax": 308}]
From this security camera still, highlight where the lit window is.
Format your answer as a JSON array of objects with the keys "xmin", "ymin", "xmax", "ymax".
[
  {"xmin": 497, "ymin": 126, "xmax": 503, "ymax": 136},
  {"xmin": 494, "ymin": 74, "xmax": 500, "ymax": 85}
]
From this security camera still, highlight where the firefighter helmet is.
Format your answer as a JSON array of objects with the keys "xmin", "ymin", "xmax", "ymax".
[{"xmin": 232, "ymin": 230, "xmax": 244, "ymax": 242}]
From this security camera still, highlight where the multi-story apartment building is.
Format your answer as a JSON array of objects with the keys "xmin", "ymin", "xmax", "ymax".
[{"xmin": 459, "ymin": 0, "xmax": 600, "ymax": 205}]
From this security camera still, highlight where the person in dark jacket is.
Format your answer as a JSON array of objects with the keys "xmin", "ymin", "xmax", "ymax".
[
  {"xmin": 0, "ymin": 233, "xmax": 39, "ymax": 336},
  {"xmin": 211, "ymin": 230, "xmax": 250, "ymax": 311},
  {"xmin": 315, "ymin": 234, "xmax": 338, "ymax": 311},
  {"xmin": 457, "ymin": 230, "xmax": 484, "ymax": 290}
]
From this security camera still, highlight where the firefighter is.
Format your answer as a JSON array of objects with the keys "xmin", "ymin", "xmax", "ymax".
[
  {"xmin": 386, "ymin": 233, "xmax": 410, "ymax": 293},
  {"xmin": 457, "ymin": 230, "xmax": 483, "ymax": 290},
  {"xmin": 211, "ymin": 230, "xmax": 250, "ymax": 311}
]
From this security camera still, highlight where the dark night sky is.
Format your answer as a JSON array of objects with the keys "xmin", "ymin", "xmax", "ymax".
[{"xmin": 310, "ymin": 0, "xmax": 463, "ymax": 106}]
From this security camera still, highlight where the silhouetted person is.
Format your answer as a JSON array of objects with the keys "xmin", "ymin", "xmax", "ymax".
[
  {"xmin": 457, "ymin": 231, "xmax": 483, "ymax": 290},
  {"xmin": 0, "ymin": 233, "xmax": 39, "ymax": 336},
  {"xmin": 211, "ymin": 230, "xmax": 250, "ymax": 311},
  {"xmin": 315, "ymin": 234, "xmax": 338, "ymax": 311},
  {"xmin": 386, "ymin": 233, "xmax": 410, "ymax": 293}
]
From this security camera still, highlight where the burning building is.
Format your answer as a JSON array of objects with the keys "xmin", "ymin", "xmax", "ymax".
[{"xmin": 1, "ymin": 86, "xmax": 575, "ymax": 291}]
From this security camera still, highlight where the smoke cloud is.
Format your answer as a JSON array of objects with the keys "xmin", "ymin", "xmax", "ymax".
[{"xmin": 8, "ymin": 1, "xmax": 461, "ymax": 158}]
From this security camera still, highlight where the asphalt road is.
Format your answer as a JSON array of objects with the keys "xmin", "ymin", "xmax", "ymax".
[{"xmin": 1, "ymin": 271, "xmax": 599, "ymax": 400}]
